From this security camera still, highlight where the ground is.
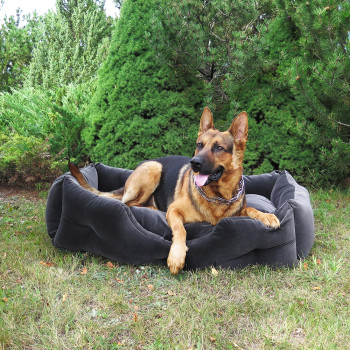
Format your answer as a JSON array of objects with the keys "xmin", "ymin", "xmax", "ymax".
[
  {"xmin": 0, "ymin": 184, "xmax": 349, "ymax": 349},
  {"xmin": 0, "ymin": 184, "xmax": 41, "ymax": 202}
]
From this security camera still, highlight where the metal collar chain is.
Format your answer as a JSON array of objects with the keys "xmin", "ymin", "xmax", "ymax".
[{"xmin": 193, "ymin": 175, "xmax": 245, "ymax": 205}]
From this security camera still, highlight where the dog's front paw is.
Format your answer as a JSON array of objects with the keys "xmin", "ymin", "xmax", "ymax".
[
  {"xmin": 167, "ymin": 243, "xmax": 188, "ymax": 275},
  {"xmin": 261, "ymin": 213, "xmax": 280, "ymax": 229}
]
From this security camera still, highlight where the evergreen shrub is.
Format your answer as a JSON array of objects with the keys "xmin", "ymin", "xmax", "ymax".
[
  {"xmin": 0, "ymin": 133, "xmax": 64, "ymax": 187},
  {"xmin": 150, "ymin": 0, "xmax": 349, "ymax": 186},
  {"xmin": 0, "ymin": 86, "xmax": 89, "ymax": 166},
  {"xmin": 84, "ymin": 0, "xmax": 205, "ymax": 169}
]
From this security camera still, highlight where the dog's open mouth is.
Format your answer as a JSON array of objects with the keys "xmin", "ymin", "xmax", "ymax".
[{"xmin": 194, "ymin": 167, "xmax": 224, "ymax": 187}]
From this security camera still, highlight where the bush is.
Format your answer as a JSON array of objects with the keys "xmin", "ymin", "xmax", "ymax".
[
  {"xmin": 0, "ymin": 133, "xmax": 64, "ymax": 188},
  {"xmin": 0, "ymin": 86, "xmax": 89, "ymax": 163},
  {"xmin": 84, "ymin": 0, "xmax": 205, "ymax": 169},
  {"xmin": 150, "ymin": 0, "xmax": 350, "ymax": 186},
  {"xmin": 224, "ymin": 75, "xmax": 321, "ymax": 184}
]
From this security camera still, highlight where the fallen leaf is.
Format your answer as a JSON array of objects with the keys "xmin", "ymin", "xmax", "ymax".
[
  {"xmin": 3, "ymin": 252, "xmax": 6, "ymax": 259},
  {"xmin": 303, "ymin": 263, "xmax": 308, "ymax": 270},
  {"xmin": 133, "ymin": 313, "xmax": 138, "ymax": 322},
  {"xmin": 147, "ymin": 284, "xmax": 154, "ymax": 291},
  {"xmin": 106, "ymin": 261, "xmax": 115, "ymax": 268},
  {"xmin": 316, "ymin": 258, "xmax": 321, "ymax": 265},
  {"xmin": 210, "ymin": 336, "xmax": 216, "ymax": 343},
  {"xmin": 40, "ymin": 261, "xmax": 53, "ymax": 267},
  {"xmin": 62, "ymin": 294, "xmax": 68, "ymax": 303},
  {"xmin": 211, "ymin": 267, "xmax": 219, "ymax": 276},
  {"xmin": 2, "ymin": 297, "xmax": 8, "ymax": 302},
  {"xmin": 116, "ymin": 278, "xmax": 124, "ymax": 284},
  {"xmin": 155, "ymin": 313, "xmax": 163, "ymax": 318},
  {"xmin": 312, "ymin": 286, "xmax": 321, "ymax": 291},
  {"xmin": 167, "ymin": 290, "xmax": 176, "ymax": 296},
  {"xmin": 80, "ymin": 267, "xmax": 88, "ymax": 275}
]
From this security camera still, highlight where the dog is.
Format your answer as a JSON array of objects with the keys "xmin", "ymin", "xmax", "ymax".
[{"xmin": 69, "ymin": 107, "xmax": 280, "ymax": 274}]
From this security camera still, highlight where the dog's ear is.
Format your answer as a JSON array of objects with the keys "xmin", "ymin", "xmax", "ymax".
[
  {"xmin": 229, "ymin": 111, "xmax": 248, "ymax": 143},
  {"xmin": 199, "ymin": 107, "xmax": 214, "ymax": 133}
]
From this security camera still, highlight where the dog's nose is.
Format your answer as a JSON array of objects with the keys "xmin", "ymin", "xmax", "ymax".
[{"xmin": 190, "ymin": 156, "xmax": 203, "ymax": 173}]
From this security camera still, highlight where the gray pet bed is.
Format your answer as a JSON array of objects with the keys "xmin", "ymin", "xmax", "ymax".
[{"xmin": 45, "ymin": 159, "xmax": 314, "ymax": 269}]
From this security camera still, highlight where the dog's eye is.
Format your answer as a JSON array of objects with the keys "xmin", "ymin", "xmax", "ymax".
[
  {"xmin": 197, "ymin": 142, "xmax": 203, "ymax": 149},
  {"xmin": 216, "ymin": 145, "xmax": 224, "ymax": 151}
]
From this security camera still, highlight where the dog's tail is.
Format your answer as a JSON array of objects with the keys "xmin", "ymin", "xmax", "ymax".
[
  {"xmin": 68, "ymin": 162, "xmax": 124, "ymax": 200},
  {"xmin": 68, "ymin": 162, "xmax": 101, "ymax": 196}
]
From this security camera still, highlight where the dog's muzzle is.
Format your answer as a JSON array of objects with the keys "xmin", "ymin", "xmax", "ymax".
[
  {"xmin": 190, "ymin": 156, "xmax": 224, "ymax": 187},
  {"xmin": 190, "ymin": 156, "xmax": 203, "ymax": 173}
]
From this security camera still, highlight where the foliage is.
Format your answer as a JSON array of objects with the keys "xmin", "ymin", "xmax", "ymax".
[
  {"xmin": 0, "ymin": 0, "xmax": 114, "ymax": 187},
  {"xmin": 26, "ymin": 0, "xmax": 113, "ymax": 90},
  {"xmin": 0, "ymin": 10, "xmax": 42, "ymax": 92},
  {"xmin": 0, "ymin": 133, "xmax": 64, "ymax": 187},
  {"xmin": 0, "ymin": 0, "xmax": 348, "ymax": 186},
  {"xmin": 231, "ymin": 80, "xmax": 321, "ymax": 181},
  {"xmin": 274, "ymin": 0, "xmax": 350, "ymax": 183},
  {"xmin": 220, "ymin": 15, "xmax": 323, "ymax": 182},
  {"xmin": 84, "ymin": 0, "xmax": 205, "ymax": 169},
  {"xmin": 152, "ymin": 0, "xmax": 350, "ymax": 185},
  {"xmin": 152, "ymin": 0, "xmax": 274, "ymax": 113},
  {"xmin": 0, "ymin": 86, "xmax": 89, "ymax": 162}
]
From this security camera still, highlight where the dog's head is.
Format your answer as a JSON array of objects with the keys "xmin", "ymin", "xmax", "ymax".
[{"xmin": 190, "ymin": 107, "xmax": 248, "ymax": 187}]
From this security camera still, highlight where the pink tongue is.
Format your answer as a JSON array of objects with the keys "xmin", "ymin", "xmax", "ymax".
[{"xmin": 194, "ymin": 174, "xmax": 209, "ymax": 187}]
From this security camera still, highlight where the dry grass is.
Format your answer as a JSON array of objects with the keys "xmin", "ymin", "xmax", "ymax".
[{"xmin": 0, "ymin": 187, "xmax": 349, "ymax": 349}]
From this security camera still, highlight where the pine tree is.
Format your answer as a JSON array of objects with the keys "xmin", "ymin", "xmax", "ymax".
[
  {"xmin": 0, "ymin": 10, "xmax": 41, "ymax": 92},
  {"xmin": 26, "ymin": 0, "xmax": 112, "ymax": 89},
  {"xmin": 274, "ymin": 0, "xmax": 350, "ymax": 183},
  {"xmin": 151, "ymin": 0, "xmax": 350, "ymax": 184},
  {"xmin": 152, "ymin": 0, "xmax": 274, "ymax": 116},
  {"xmin": 84, "ymin": 0, "xmax": 205, "ymax": 169}
]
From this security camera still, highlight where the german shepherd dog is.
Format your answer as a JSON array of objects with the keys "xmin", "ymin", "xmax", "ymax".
[{"xmin": 69, "ymin": 107, "xmax": 280, "ymax": 274}]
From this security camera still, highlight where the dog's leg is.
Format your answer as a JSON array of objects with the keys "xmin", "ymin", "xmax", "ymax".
[
  {"xmin": 241, "ymin": 207, "xmax": 280, "ymax": 228},
  {"xmin": 121, "ymin": 161, "xmax": 162, "ymax": 206},
  {"xmin": 166, "ymin": 204, "xmax": 189, "ymax": 274}
]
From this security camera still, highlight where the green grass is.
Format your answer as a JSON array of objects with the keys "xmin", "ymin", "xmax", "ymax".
[{"xmin": 0, "ymin": 188, "xmax": 349, "ymax": 349}]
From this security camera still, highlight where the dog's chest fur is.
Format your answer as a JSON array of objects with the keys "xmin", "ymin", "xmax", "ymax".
[{"xmin": 175, "ymin": 168, "xmax": 245, "ymax": 225}]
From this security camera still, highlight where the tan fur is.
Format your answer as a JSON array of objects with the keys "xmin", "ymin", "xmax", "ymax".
[
  {"xmin": 122, "ymin": 161, "xmax": 162, "ymax": 206},
  {"xmin": 68, "ymin": 161, "xmax": 162, "ymax": 207},
  {"xmin": 69, "ymin": 107, "xmax": 280, "ymax": 275}
]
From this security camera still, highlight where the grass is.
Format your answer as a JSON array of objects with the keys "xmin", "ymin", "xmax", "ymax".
[{"xmin": 0, "ymin": 187, "xmax": 349, "ymax": 349}]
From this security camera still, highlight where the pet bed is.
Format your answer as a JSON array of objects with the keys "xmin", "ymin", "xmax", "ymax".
[{"xmin": 45, "ymin": 158, "xmax": 314, "ymax": 270}]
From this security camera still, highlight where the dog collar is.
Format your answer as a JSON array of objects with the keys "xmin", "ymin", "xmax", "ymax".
[{"xmin": 193, "ymin": 175, "xmax": 245, "ymax": 205}]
